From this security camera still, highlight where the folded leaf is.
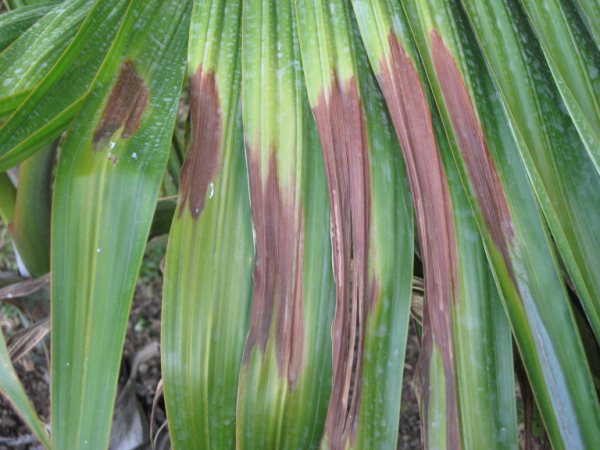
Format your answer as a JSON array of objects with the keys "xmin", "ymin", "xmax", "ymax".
[
  {"xmin": 0, "ymin": 172, "xmax": 16, "ymax": 224},
  {"xmin": 9, "ymin": 143, "xmax": 54, "ymax": 276}
]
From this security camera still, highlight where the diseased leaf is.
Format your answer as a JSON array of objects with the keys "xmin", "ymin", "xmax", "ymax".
[
  {"xmin": 0, "ymin": 0, "xmax": 91, "ymax": 117},
  {"xmin": 295, "ymin": 0, "xmax": 414, "ymax": 448},
  {"xmin": 404, "ymin": 0, "xmax": 600, "ymax": 447},
  {"xmin": 51, "ymin": 1, "xmax": 191, "ymax": 448},
  {"xmin": 0, "ymin": 272, "xmax": 49, "ymax": 300},
  {"xmin": 0, "ymin": 0, "xmax": 127, "ymax": 170},
  {"xmin": 161, "ymin": 1, "xmax": 253, "ymax": 448},
  {"xmin": 235, "ymin": 1, "xmax": 334, "ymax": 448},
  {"xmin": 7, "ymin": 317, "xmax": 50, "ymax": 362},
  {"xmin": 461, "ymin": 0, "xmax": 600, "ymax": 363},
  {"xmin": 352, "ymin": 2, "xmax": 517, "ymax": 448}
]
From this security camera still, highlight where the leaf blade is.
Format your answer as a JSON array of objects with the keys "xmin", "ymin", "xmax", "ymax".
[
  {"xmin": 404, "ymin": 0, "xmax": 600, "ymax": 447},
  {"xmin": 0, "ymin": 331, "xmax": 51, "ymax": 449},
  {"xmin": 235, "ymin": 1, "xmax": 334, "ymax": 448},
  {"xmin": 50, "ymin": 1, "xmax": 191, "ymax": 448},
  {"xmin": 295, "ymin": 1, "xmax": 414, "ymax": 447},
  {"xmin": 161, "ymin": 1, "xmax": 253, "ymax": 448}
]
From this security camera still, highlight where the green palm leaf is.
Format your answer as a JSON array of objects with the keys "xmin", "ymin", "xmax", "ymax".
[
  {"xmin": 404, "ymin": 0, "xmax": 600, "ymax": 447},
  {"xmin": 51, "ymin": 1, "xmax": 191, "ymax": 448},
  {"xmin": 235, "ymin": 1, "xmax": 333, "ymax": 448},
  {"xmin": 351, "ymin": 2, "xmax": 517, "ymax": 447},
  {"xmin": 0, "ymin": 0, "xmax": 91, "ymax": 118},
  {"xmin": 295, "ymin": 0, "xmax": 414, "ymax": 448},
  {"xmin": 574, "ymin": 0, "xmax": 600, "ymax": 49},
  {"xmin": 0, "ymin": 2, "xmax": 55, "ymax": 51},
  {"xmin": 518, "ymin": 0, "xmax": 600, "ymax": 175},
  {"xmin": 161, "ymin": 0, "xmax": 253, "ymax": 448}
]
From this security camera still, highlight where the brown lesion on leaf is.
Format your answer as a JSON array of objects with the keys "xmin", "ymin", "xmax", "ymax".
[
  {"xmin": 92, "ymin": 60, "xmax": 148, "ymax": 149},
  {"xmin": 430, "ymin": 30, "xmax": 513, "ymax": 266},
  {"xmin": 178, "ymin": 67, "xmax": 222, "ymax": 219},
  {"xmin": 378, "ymin": 32, "xmax": 460, "ymax": 449},
  {"xmin": 312, "ymin": 75, "xmax": 373, "ymax": 449},
  {"xmin": 242, "ymin": 150, "xmax": 305, "ymax": 387}
]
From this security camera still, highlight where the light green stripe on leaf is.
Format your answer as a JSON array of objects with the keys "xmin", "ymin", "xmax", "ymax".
[{"xmin": 518, "ymin": 0, "xmax": 600, "ymax": 175}]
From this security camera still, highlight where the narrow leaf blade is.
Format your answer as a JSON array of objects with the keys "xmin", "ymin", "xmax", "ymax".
[
  {"xmin": 295, "ymin": 1, "xmax": 414, "ymax": 447},
  {"xmin": 0, "ymin": 331, "xmax": 51, "ymax": 449},
  {"xmin": 235, "ymin": 1, "xmax": 334, "ymax": 448},
  {"xmin": 161, "ymin": 1, "xmax": 253, "ymax": 448},
  {"xmin": 51, "ymin": 2, "xmax": 191, "ymax": 448},
  {"xmin": 404, "ymin": 1, "xmax": 600, "ymax": 447}
]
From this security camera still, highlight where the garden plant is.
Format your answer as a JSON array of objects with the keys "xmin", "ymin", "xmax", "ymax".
[{"xmin": 0, "ymin": 0, "xmax": 599, "ymax": 449}]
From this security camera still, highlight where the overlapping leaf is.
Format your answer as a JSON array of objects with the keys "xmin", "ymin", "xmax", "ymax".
[
  {"xmin": 0, "ymin": 1, "xmax": 55, "ymax": 51},
  {"xmin": 404, "ymin": 0, "xmax": 600, "ymax": 447},
  {"xmin": 351, "ymin": 1, "xmax": 518, "ymax": 448},
  {"xmin": 518, "ymin": 0, "xmax": 600, "ymax": 176},
  {"xmin": 0, "ymin": 0, "xmax": 91, "ymax": 118},
  {"xmin": 461, "ymin": 0, "xmax": 600, "ymax": 350},
  {"xmin": 0, "ymin": 0, "xmax": 126, "ymax": 170}
]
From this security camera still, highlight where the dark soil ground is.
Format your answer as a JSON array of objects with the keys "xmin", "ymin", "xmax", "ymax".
[{"xmin": 0, "ymin": 229, "xmax": 421, "ymax": 449}]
